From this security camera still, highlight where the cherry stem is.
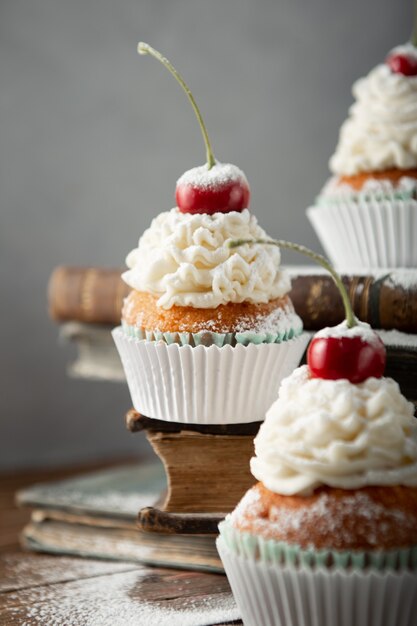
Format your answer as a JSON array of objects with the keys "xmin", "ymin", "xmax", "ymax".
[
  {"xmin": 413, "ymin": 0, "xmax": 417, "ymax": 47},
  {"xmin": 138, "ymin": 42, "xmax": 216, "ymax": 170},
  {"xmin": 229, "ymin": 238, "xmax": 357, "ymax": 328}
]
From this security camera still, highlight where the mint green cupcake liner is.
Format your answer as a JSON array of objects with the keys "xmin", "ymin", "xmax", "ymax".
[
  {"xmin": 121, "ymin": 320, "xmax": 303, "ymax": 347},
  {"xmin": 218, "ymin": 519, "xmax": 417, "ymax": 572},
  {"xmin": 217, "ymin": 536, "xmax": 417, "ymax": 626}
]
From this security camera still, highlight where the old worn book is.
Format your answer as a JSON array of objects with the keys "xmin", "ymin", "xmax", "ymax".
[
  {"xmin": 59, "ymin": 322, "xmax": 125, "ymax": 382},
  {"xmin": 48, "ymin": 265, "xmax": 417, "ymax": 332},
  {"xmin": 126, "ymin": 412, "xmax": 260, "ymax": 513},
  {"xmin": 48, "ymin": 266, "xmax": 130, "ymax": 325},
  {"xmin": 17, "ymin": 463, "xmax": 223, "ymax": 573},
  {"xmin": 287, "ymin": 267, "xmax": 417, "ymax": 332}
]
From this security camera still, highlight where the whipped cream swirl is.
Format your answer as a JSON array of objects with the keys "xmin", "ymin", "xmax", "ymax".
[
  {"xmin": 251, "ymin": 365, "xmax": 417, "ymax": 495},
  {"xmin": 330, "ymin": 45, "xmax": 417, "ymax": 176},
  {"xmin": 123, "ymin": 208, "xmax": 290, "ymax": 309}
]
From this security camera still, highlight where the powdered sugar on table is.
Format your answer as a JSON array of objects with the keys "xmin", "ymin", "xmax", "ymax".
[{"xmin": 12, "ymin": 568, "xmax": 239, "ymax": 626}]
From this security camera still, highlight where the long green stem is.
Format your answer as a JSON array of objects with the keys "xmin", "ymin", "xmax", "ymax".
[
  {"xmin": 229, "ymin": 238, "xmax": 357, "ymax": 328},
  {"xmin": 138, "ymin": 42, "xmax": 216, "ymax": 169}
]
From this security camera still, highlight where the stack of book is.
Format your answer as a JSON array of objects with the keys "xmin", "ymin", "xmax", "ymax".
[
  {"xmin": 18, "ymin": 461, "xmax": 224, "ymax": 572},
  {"xmin": 18, "ymin": 264, "xmax": 417, "ymax": 572}
]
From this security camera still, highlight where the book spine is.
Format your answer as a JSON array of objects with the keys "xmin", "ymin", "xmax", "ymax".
[
  {"xmin": 48, "ymin": 266, "xmax": 130, "ymax": 325},
  {"xmin": 48, "ymin": 266, "xmax": 417, "ymax": 332},
  {"xmin": 145, "ymin": 430, "xmax": 256, "ymax": 513},
  {"xmin": 290, "ymin": 274, "xmax": 417, "ymax": 333}
]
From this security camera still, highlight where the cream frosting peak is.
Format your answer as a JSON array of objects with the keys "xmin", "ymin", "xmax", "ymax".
[
  {"xmin": 330, "ymin": 48, "xmax": 417, "ymax": 176},
  {"xmin": 122, "ymin": 208, "xmax": 291, "ymax": 309},
  {"xmin": 251, "ymin": 365, "xmax": 417, "ymax": 495}
]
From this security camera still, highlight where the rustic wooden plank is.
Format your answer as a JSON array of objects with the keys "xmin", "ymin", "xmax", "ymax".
[
  {"xmin": 0, "ymin": 567, "xmax": 241, "ymax": 625},
  {"xmin": 0, "ymin": 463, "xmax": 242, "ymax": 625},
  {"xmin": 0, "ymin": 551, "xmax": 141, "ymax": 593}
]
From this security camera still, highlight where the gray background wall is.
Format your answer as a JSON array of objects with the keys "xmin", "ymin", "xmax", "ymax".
[{"xmin": 0, "ymin": 0, "xmax": 411, "ymax": 470}]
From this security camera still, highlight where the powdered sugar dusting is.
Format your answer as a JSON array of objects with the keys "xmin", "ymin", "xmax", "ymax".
[
  {"xmin": 229, "ymin": 486, "xmax": 415, "ymax": 549},
  {"xmin": 9, "ymin": 569, "xmax": 239, "ymax": 626},
  {"xmin": 284, "ymin": 265, "xmax": 417, "ymax": 288},
  {"xmin": 0, "ymin": 554, "xmax": 133, "ymax": 593},
  {"xmin": 172, "ymin": 302, "xmax": 301, "ymax": 335},
  {"xmin": 125, "ymin": 293, "xmax": 301, "ymax": 336},
  {"xmin": 231, "ymin": 304, "xmax": 301, "ymax": 334},
  {"xmin": 387, "ymin": 270, "xmax": 417, "ymax": 291},
  {"xmin": 314, "ymin": 319, "xmax": 383, "ymax": 346},
  {"xmin": 176, "ymin": 162, "xmax": 248, "ymax": 191},
  {"xmin": 377, "ymin": 329, "xmax": 417, "ymax": 349}
]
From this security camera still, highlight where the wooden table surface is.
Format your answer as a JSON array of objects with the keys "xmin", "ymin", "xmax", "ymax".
[{"xmin": 0, "ymin": 463, "xmax": 242, "ymax": 626}]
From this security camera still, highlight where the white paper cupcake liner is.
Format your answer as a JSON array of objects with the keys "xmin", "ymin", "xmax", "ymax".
[
  {"xmin": 112, "ymin": 327, "xmax": 309, "ymax": 424},
  {"xmin": 307, "ymin": 196, "xmax": 417, "ymax": 271},
  {"xmin": 217, "ymin": 537, "xmax": 417, "ymax": 626}
]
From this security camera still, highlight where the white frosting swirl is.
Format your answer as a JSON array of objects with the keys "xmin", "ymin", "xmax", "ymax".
[
  {"xmin": 330, "ymin": 46, "xmax": 417, "ymax": 175},
  {"xmin": 123, "ymin": 208, "xmax": 290, "ymax": 309},
  {"xmin": 251, "ymin": 365, "xmax": 417, "ymax": 495}
]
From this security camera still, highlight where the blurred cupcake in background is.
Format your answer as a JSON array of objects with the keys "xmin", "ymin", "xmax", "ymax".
[{"xmin": 308, "ymin": 42, "xmax": 417, "ymax": 270}]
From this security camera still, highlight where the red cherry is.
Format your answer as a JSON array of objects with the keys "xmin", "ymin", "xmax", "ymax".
[
  {"xmin": 386, "ymin": 53, "xmax": 417, "ymax": 76},
  {"xmin": 307, "ymin": 334, "xmax": 386, "ymax": 383},
  {"xmin": 176, "ymin": 178, "xmax": 250, "ymax": 215},
  {"xmin": 176, "ymin": 163, "xmax": 250, "ymax": 215}
]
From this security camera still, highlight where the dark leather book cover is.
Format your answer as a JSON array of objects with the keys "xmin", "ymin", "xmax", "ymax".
[{"xmin": 48, "ymin": 265, "xmax": 417, "ymax": 332}]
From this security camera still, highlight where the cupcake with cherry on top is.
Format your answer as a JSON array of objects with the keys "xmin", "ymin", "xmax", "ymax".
[
  {"xmin": 112, "ymin": 44, "xmax": 308, "ymax": 426},
  {"xmin": 218, "ymin": 239, "xmax": 417, "ymax": 626},
  {"xmin": 308, "ymin": 38, "xmax": 417, "ymax": 270}
]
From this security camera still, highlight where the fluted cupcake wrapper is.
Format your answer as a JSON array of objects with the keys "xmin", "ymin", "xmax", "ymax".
[
  {"xmin": 307, "ymin": 196, "xmax": 417, "ymax": 270},
  {"xmin": 316, "ymin": 188, "xmax": 417, "ymax": 207},
  {"xmin": 120, "ymin": 320, "xmax": 303, "ymax": 347},
  {"xmin": 218, "ymin": 519, "xmax": 417, "ymax": 572},
  {"xmin": 112, "ymin": 327, "xmax": 309, "ymax": 424},
  {"xmin": 217, "ymin": 537, "xmax": 417, "ymax": 626}
]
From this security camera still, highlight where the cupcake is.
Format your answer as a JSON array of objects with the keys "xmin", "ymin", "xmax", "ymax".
[
  {"xmin": 112, "ymin": 44, "xmax": 308, "ymax": 425},
  {"xmin": 308, "ymin": 43, "xmax": 417, "ymax": 270},
  {"xmin": 218, "ymin": 296, "xmax": 417, "ymax": 624}
]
